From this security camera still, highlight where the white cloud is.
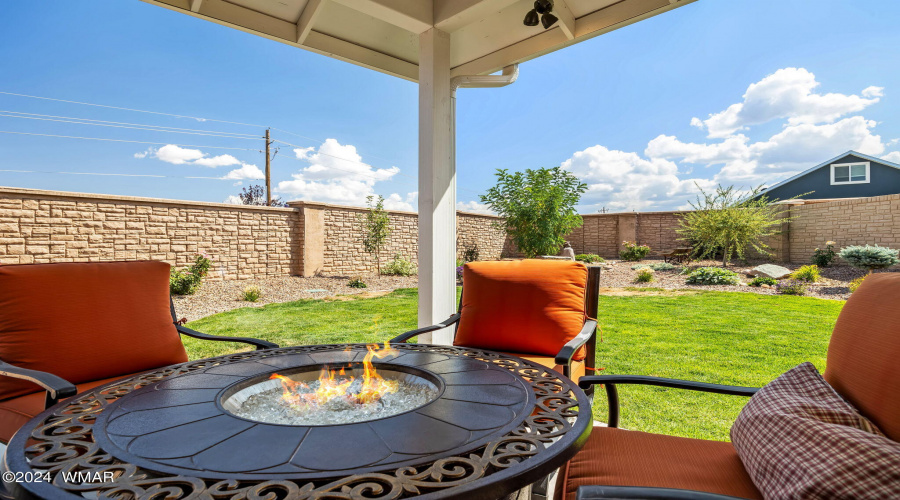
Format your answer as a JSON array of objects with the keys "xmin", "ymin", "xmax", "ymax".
[
  {"xmin": 457, "ymin": 200, "xmax": 494, "ymax": 215},
  {"xmin": 221, "ymin": 163, "xmax": 264, "ymax": 180},
  {"xmin": 277, "ymin": 138, "xmax": 402, "ymax": 206},
  {"xmin": 383, "ymin": 192, "xmax": 417, "ymax": 211},
  {"xmin": 556, "ymin": 67, "xmax": 890, "ymax": 210},
  {"xmin": 694, "ymin": 68, "xmax": 881, "ymax": 138},
  {"xmin": 223, "ymin": 195, "xmax": 243, "ymax": 205},
  {"xmin": 562, "ymin": 145, "xmax": 714, "ymax": 211},
  {"xmin": 154, "ymin": 144, "xmax": 205, "ymax": 164},
  {"xmin": 882, "ymin": 151, "xmax": 900, "ymax": 164},
  {"xmin": 134, "ymin": 144, "xmax": 242, "ymax": 167}
]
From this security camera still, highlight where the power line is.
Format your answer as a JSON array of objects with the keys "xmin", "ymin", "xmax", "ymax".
[
  {"xmin": 0, "ymin": 112, "xmax": 262, "ymax": 140},
  {"xmin": 0, "ymin": 130, "xmax": 260, "ymax": 151},
  {"xmin": 0, "ymin": 110, "xmax": 261, "ymax": 138},
  {"xmin": 0, "ymin": 91, "xmax": 266, "ymax": 129}
]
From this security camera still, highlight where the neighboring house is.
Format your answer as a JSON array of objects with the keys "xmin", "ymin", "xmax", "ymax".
[{"xmin": 758, "ymin": 151, "xmax": 900, "ymax": 201}]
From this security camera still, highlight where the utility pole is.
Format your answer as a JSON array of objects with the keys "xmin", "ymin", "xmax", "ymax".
[{"xmin": 264, "ymin": 128, "xmax": 273, "ymax": 206}]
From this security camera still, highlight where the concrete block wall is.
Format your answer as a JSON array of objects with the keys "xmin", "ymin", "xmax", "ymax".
[{"xmin": 0, "ymin": 187, "xmax": 301, "ymax": 280}]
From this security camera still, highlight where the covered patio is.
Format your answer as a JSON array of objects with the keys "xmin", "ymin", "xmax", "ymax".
[{"xmin": 137, "ymin": 0, "xmax": 695, "ymax": 341}]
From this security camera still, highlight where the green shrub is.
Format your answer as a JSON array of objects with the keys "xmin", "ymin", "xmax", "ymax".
[
  {"xmin": 170, "ymin": 254, "xmax": 212, "ymax": 295},
  {"xmin": 635, "ymin": 268, "xmax": 655, "ymax": 283},
  {"xmin": 776, "ymin": 280, "xmax": 807, "ymax": 296},
  {"xmin": 576, "ymin": 253, "xmax": 605, "ymax": 264},
  {"xmin": 749, "ymin": 276, "xmax": 777, "ymax": 287},
  {"xmin": 839, "ymin": 245, "xmax": 900, "ymax": 273},
  {"xmin": 462, "ymin": 243, "xmax": 479, "ymax": 263},
  {"xmin": 241, "ymin": 285, "xmax": 261, "ymax": 302},
  {"xmin": 811, "ymin": 242, "xmax": 836, "ymax": 267},
  {"xmin": 381, "ymin": 254, "xmax": 417, "ymax": 276},
  {"xmin": 348, "ymin": 277, "xmax": 367, "ymax": 288},
  {"xmin": 620, "ymin": 241, "xmax": 651, "ymax": 261},
  {"xmin": 685, "ymin": 267, "xmax": 741, "ymax": 285},
  {"xmin": 790, "ymin": 265, "xmax": 821, "ymax": 283},
  {"xmin": 849, "ymin": 275, "xmax": 867, "ymax": 293}
]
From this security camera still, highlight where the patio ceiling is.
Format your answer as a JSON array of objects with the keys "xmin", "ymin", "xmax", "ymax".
[{"xmin": 140, "ymin": 0, "xmax": 695, "ymax": 81}]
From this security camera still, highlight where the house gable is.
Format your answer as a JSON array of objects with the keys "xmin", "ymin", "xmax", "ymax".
[{"xmin": 760, "ymin": 151, "xmax": 900, "ymax": 201}]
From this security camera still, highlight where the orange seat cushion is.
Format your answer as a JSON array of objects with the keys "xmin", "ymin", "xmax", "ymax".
[
  {"xmin": 499, "ymin": 352, "xmax": 585, "ymax": 382},
  {"xmin": 555, "ymin": 427, "xmax": 762, "ymax": 500},
  {"xmin": 0, "ymin": 261, "xmax": 188, "ymax": 400},
  {"xmin": 824, "ymin": 273, "xmax": 900, "ymax": 441},
  {"xmin": 0, "ymin": 371, "xmax": 149, "ymax": 444},
  {"xmin": 454, "ymin": 260, "xmax": 588, "ymax": 360}
]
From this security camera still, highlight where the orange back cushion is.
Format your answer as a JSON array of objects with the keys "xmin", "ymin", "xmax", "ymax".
[
  {"xmin": 824, "ymin": 273, "xmax": 900, "ymax": 441},
  {"xmin": 0, "ymin": 261, "xmax": 188, "ymax": 400},
  {"xmin": 454, "ymin": 260, "xmax": 588, "ymax": 360}
]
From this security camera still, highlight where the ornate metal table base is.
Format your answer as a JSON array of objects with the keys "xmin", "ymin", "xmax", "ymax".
[{"xmin": 3, "ymin": 344, "xmax": 591, "ymax": 500}]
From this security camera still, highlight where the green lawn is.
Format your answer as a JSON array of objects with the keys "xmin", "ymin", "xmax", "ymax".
[{"xmin": 185, "ymin": 289, "xmax": 843, "ymax": 441}]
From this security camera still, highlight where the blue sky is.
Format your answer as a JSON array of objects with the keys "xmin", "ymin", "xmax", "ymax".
[{"xmin": 1, "ymin": 0, "xmax": 899, "ymax": 213}]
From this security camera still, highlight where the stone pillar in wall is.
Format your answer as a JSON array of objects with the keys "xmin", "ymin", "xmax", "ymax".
[
  {"xmin": 289, "ymin": 202, "xmax": 326, "ymax": 277},
  {"xmin": 617, "ymin": 213, "xmax": 637, "ymax": 255}
]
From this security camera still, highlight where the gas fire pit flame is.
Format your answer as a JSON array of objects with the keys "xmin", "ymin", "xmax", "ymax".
[{"xmin": 270, "ymin": 342, "xmax": 400, "ymax": 410}]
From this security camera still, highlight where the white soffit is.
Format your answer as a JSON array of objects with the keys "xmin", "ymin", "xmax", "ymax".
[{"xmin": 140, "ymin": 0, "xmax": 696, "ymax": 82}]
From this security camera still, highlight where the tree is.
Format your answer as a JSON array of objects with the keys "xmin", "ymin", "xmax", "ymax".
[
  {"xmin": 480, "ymin": 167, "xmax": 587, "ymax": 258},
  {"xmin": 237, "ymin": 185, "xmax": 287, "ymax": 207},
  {"xmin": 677, "ymin": 184, "xmax": 792, "ymax": 266},
  {"xmin": 358, "ymin": 195, "xmax": 391, "ymax": 274}
]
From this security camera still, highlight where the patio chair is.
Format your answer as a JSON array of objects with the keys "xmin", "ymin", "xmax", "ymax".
[
  {"xmin": 554, "ymin": 273, "xmax": 900, "ymax": 500},
  {"xmin": 391, "ymin": 259, "xmax": 601, "ymax": 381},
  {"xmin": 0, "ymin": 260, "xmax": 277, "ymax": 444}
]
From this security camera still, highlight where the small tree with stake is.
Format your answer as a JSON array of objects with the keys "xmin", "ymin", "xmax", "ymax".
[
  {"xmin": 359, "ymin": 195, "xmax": 391, "ymax": 274},
  {"xmin": 480, "ymin": 167, "xmax": 587, "ymax": 258},
  {"xmin": 677, "ymin": 184, "xmax": 793, "ymax": 267}
]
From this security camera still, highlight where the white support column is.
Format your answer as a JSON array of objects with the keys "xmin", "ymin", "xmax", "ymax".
[{"xmin": 417, "ymin": 28, "xmax": 456, "ymax": 344}]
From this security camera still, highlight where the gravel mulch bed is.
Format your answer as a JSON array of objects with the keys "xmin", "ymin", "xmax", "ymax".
[
  {"xmin": 597, "ymin": 258, "xmax": 897, "ymax": 301},
  {"xmin": 173, "ymin": 275, "xmax": 417, "ymax": 321},
  {"xmin": 175, "ymin": 259, "xmax": 896, "ymax": 321}
]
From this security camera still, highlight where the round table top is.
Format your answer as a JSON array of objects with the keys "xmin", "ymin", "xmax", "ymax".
[{"xmin": 4, "ymin": 343, "xmax": 592, "ymax": 500}]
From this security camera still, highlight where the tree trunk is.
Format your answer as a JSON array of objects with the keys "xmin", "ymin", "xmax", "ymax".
[{"xmin": 722, "ymin": 245, "xmax": 729, "ymax": 267}]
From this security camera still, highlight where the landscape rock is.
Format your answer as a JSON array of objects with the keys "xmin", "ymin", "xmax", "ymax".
[{"xmin": 748, "ymin": 264, "xmax": 792, "ymax": 279}]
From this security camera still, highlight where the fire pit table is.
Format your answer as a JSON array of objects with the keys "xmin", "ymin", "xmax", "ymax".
[{"xmin": 2, "ymin": 343, "xmax": 592, "ymax": 500}]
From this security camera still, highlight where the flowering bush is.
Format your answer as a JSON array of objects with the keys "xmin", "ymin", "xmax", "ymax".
[
  {"xmin": 619, "ymin": 241, "xmax": 651, "ymax": 261},
  {"xmin": 382, "ymin": 254, "xmax": 417, "ymax": 276},
  {"xmin": 776, "ymin": 280, "xmax": 807, "ymax": 296},
  {"xmin": 241, "ymin": 285, "xmax": 262, "ymax": 302},
  {"xmin": 634, "ymin": 268, "xmax": 655, "ymax": 283},
  {"xmin": 169, "ymin": 254, "xmax": 212, "ymax": 295},
  {"xmin": 685, "ymin": 267, "xmax": 741, "ymax": 285},
  {"xmin": 456, "ymin": 265, "xmax": 464, "ymax": 283},
  {"xmin": 811, "ymin": 242, "xmax": 836, "ymax": 267}
]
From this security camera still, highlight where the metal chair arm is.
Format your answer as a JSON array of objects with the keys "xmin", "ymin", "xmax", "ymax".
[
  {"xmin": 390, "ymin": 314, "xmax": 461, "ymax": 343},
  {"xmin": 176, "ymin": 325, "xmax": 279, "ymax": 350},
  {"xmin": 578, "ymin": 375, "xmax": 759, "ymax": 428},
  {"xmin": 577, "ymin": 485, "xmax": 752, "ymax": 500},
  {"xmin": 555, "ymin": 319, "xmax": 598, "ymax": 367},
  {"xmin": 0, "ymin": 360, "xmax": 78, "ymax": 409}
]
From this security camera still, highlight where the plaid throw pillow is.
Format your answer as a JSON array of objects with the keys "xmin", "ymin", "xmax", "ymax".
[{"xmin": 731, "ymin": 362, "xmax": 900, "ymax": 499}]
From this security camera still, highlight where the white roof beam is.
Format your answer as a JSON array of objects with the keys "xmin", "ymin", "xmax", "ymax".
[
  {"xmin": 554, "ymin": 0, "xmax": 576, "ymax": 40},
  {"xmin": 296, "ymin": 0, "xmax": 326, "ymax": 44},
  {"xmin": 433, "ymin": 0, "xmax": 520, "ymax": 33},
  {"xmin": 189, "ymin": 0, "xmax": 202, "ymax": 13},
  {"xmin": 451, "ymin": 0, "xmax": 696, "ymax": 76},
  {"xmin": 328, "ymin": 0, "xmax": 433, "ymax": 33}
]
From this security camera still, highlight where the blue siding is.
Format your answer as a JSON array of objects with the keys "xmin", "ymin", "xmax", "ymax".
[{"xmin": 761, "ymin": 154, "xmax": 900, "ymax": 201}]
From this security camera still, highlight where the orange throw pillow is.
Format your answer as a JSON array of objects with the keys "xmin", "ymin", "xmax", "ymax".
[
  {"xmin": 0, "ymin": 261, "xmax": 188, "ymax": 400},
  {"xmin": 454, "ymin": 260, "xmax": 588, "ymax": 360}
]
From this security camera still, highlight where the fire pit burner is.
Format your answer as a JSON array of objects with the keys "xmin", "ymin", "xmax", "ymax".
[{"xmin": 223, "ymin": 364, "xmax": 440, "ymax": 425}]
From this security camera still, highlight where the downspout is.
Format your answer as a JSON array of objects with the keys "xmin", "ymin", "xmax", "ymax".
[{"xmin": 449, "ymin": 63, "xmax": 519, "ymax": 207}]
